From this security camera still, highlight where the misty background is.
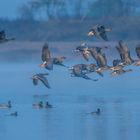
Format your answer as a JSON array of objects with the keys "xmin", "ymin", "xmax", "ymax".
[
  {"xmin": 0, "ymin": 0, "xmax": 140, "ymax": 41},
  {"xmin": 1, "ymin": 2, "xmax": 140, "ymax": 140},
  {"xmin": 0, "ymin": 0, "xmax": 140, "ymax": 62}
]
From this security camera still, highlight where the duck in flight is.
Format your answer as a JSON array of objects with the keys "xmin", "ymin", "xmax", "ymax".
[
  {"xmin": 74, "ymin": 43, "xmax": 91, "ymax": 61},
  {"xmin": 74, "ymin": 43, "xmax": 108, "ymax": 61},
  {"xmin": 88, "ymin": 24, "xmax": 112, "ymax": 41},
  {"xmin": 0, "ymin": 30, "xmax": 15, "ymax": 43},
  {"xmin": 69, "ymin": 64, "xmax": 98, "ymax": 81},
  {"xmin": 31, "ymin": 73, "xmax": 51, "ymax": 89},
  {"xmin": 40, "ymin": 43, "xmax": 67, "ymax": 70},
  {"xmin": 116, "ymin": 40, "xmax": 134, "ymax": 66},
  {"xmin": 111, "ymin": 67, "xmax": 132, "ymax": 76},
  {"xmin": 40, "ymin": 43, "xmax": 53, "ymax": 70}
]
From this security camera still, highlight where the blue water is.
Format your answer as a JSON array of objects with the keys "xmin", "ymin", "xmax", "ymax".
[{"xmin": 0, "ymin": 62, "xmax": 140, "ymax": 140}]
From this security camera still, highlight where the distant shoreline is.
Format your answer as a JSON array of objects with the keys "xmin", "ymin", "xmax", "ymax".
[{"xmin": 0, "ymin": 41, "xmax": 139, "ymax": 62}]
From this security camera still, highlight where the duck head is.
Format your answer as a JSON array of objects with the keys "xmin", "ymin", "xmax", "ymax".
[{"xmin": 88, "ymin": 29, "xmax": 94, "ymax": 36}]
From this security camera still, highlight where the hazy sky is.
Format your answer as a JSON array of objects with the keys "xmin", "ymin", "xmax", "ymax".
[{"xmin": 0, "ymin": 0, "xmax": 29, "ymax": 19}]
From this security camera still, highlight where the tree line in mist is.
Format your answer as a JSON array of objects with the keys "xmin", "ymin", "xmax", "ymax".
[
  {"xmin": 0, "ymin": 0, "xmax": 140, "ymax": 41},
  {"xmin": 18, "ymin": 0, "xmax": 140, "ymax": 21}
]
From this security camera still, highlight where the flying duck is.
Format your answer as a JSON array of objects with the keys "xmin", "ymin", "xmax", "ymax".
[
  {"xmin": 88, "ymin": 24, "xmax": 112, "ymax": 41},
  {"xmin": 69, "ymin": 64, "xmax": 98, "ymax": 81},
  {"xmin": 40, "ymin": 43, "xmax": 67, "ymax": 69},
  {"xmin": 40, "ymin": 43, "xmax": 53, "ymax": 70},
  {"xmin": 74, "ymin": 43, "xmax": 91, "ymax": 61},
  {"xmin": 111, "ymin": 68, "xmax": 132, "ymax": 76},
  {"xmin": 116, "ymin": 40, "xmax": 134, "ymax": 66},
  {"xmin": 0, "ymin": 30, "xmax": 15, "ymax": 43},
  {"xmin": 32, "ymin": 73, "xmax": 50, "ymax": 89}
]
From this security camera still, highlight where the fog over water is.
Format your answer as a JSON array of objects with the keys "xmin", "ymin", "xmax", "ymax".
[
  {"xmin": 0, "ymin": 0, "xmax": 29, "ymax": 18},
  {"xmin": 0, "ymin": 42, "xmax": 140, "ymax": 140},
  {"xmin": 0, "ymin": 0, "xmax": 140, "ymax": 139}
]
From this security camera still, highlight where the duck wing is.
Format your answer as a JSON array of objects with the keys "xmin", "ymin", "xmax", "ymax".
[
  {"xmin": 88, "ymin": 48, "xmax": 98, "ymax": 60},
  {"xmin": 37, "ymin": 74, "xmax": 51, "ymax": 89},
  {"xmin": 97, "ymin": 25, "xmax": 108, "ymax": 41},
  {"xmin": 116, "ymin": 45, "xmax": 125, "ymax": 62},
  {"xmin": 82, "ymin": 53, "xmax": 89, "ymax": 61},
  {"xmin": 33, "ymin": 78, "xmax": 38, "ymax": 85},
  {"xmin": 100, "ymin": 32, "xmax": 108, "ymax": 41},
  {"xmin": 45, "ymin": 59, "xmax": 53, "ymax": 70},
  {"xmin": 81, "ymin": 74, "xmax": 98, "ymax": 81},
  {"xmin": 42, "ymin": 43, "xmax": 51, "ymax": 62},
  {"xmin": 96, "ymin": 53, "xmax": 107, "ymax": 68}
]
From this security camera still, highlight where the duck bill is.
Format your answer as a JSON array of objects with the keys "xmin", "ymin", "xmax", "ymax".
[
  {"xmin": 39, "ymin": 63, "xmax": 45, "ymax": 68},
  {"xmin": 88, "ymin": 31, "xmax": 94, "ymax": 36},
  {"xmin": 39, "ymin": 61, "xmax": 47, "ymax": 68}
]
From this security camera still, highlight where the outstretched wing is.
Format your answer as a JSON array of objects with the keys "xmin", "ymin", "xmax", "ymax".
[
  {"xmin": 88, "ymin": 48, "xmax": 97, "ymax": 60},
  {"xmin": 42, "ymin": 43, "xmax": 51, "ymax": 62},
  {"xmin": 45, "ymin": 59, "xmax": 53, "ymax": 70},
  {"xmin": 82, "ymin": 53, "xmax": 89, "ymax": 61},
  {"xmin": 97, "ymin": 25, "xmax": 108, "ymax": 41},
  {"xmin": 116, "ymin": 45, "xmax": 125, "ymax": 62},
  {"xmin": 37, "ymin": 74, "xmax": 51, "ymax": 89},
  {"xmin": 96, "ymin": 53, "xmax": 107, "ymax": 68},
  {"xmin": 100, "ymin": 32, "xmax": 108, "ymax": 41},
  {"xmin": 33, "ymin": 78, "xmax": 38, "ymax": 85}
]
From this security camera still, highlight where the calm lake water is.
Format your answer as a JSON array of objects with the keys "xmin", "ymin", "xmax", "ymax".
[{"xmin": 0, "ymin": 61, "xmax": 140, "ymax": 140}]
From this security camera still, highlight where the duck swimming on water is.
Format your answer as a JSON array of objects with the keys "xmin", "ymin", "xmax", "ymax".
[
  {"xmin": 0, "ymin": 101, "xmax": 12, "ymax": 109},
  {"xmin": 45, "ymin": 102, "xmax": 53, "ymax": 108},
  {"xmin": 90, "ymin": 108, "xmax": 101, "ymax": 115},
  {"xmin": 10, "ymin": 111, "xmax": 18, "ymax": 117}
]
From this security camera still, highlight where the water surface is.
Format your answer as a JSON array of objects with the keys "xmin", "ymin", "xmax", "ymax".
[{"xmin": 0, "ymin": 62, "xmax": 140, "ymax": 140}]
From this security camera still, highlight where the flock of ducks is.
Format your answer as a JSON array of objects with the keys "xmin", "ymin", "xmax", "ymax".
[
  {"xmin": 31, "ymin": 24, "xmax": 140, "ymax": 88},
  {"xmin": 1, "ymin": 24, "xmax": 140, "ymax": 115}
]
